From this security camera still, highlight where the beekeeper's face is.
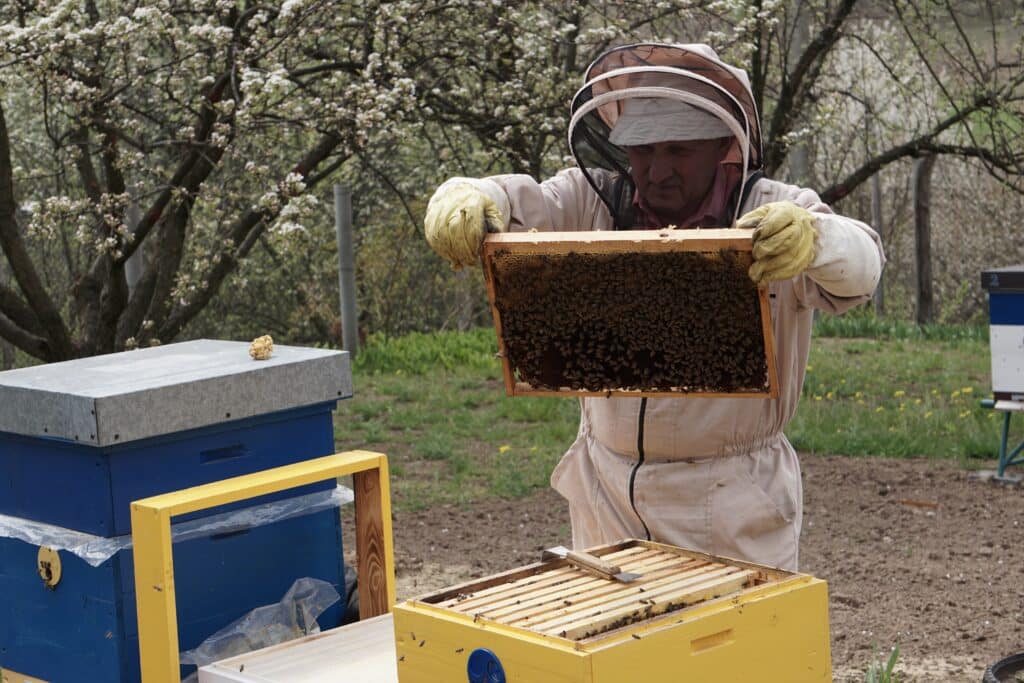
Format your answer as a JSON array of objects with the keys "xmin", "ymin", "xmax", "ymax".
[{"xmin": 624, "ymin": 138, "xmax": 730, "ymax": 220}]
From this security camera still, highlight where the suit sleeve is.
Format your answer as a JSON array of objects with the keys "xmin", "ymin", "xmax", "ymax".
[
  {"xmin": 487, "ymin": 168, "xmax": 610, "ymax": 231},
  {"xmin": 756, "ymin": 182, "xmax": 885, "ymax": 314}
]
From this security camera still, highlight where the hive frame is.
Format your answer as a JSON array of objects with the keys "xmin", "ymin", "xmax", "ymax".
[
  {"xmin": 482, "ymin": 229, "xmax": 779, "ymax": 398},
  {"xmin": 130, "ymin": 450, "xmax": 395, "ymax": 683}
]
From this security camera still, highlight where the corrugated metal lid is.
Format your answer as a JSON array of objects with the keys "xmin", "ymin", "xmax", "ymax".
[
  {"xmin": 0, "ymin": 339, "xmax": 352, "ymax": 446},
  {"xmin": 982, "ymin": 266, "xmax": 1024, "ymax": 292}
]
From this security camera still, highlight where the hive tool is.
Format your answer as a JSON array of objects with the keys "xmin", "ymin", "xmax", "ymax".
[{"xmin": 541, "ymin": 546, "xmax": 642, "ymax": 583}]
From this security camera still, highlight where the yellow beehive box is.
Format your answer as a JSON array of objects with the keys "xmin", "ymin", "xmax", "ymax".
[{"xmin": 393, "ymin": 539, "xmax": 829, "ymax": 682}]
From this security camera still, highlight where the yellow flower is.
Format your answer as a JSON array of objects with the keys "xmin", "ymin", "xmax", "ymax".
[
  {"xmin": 857, "ymin": 399, "xmax": 866, "ymax": 405},
  {"xmin": 962, "ymin": 387, "xmax": 974, "ymax": 394},
  {"xmin": 530, "ymin": 445, "xmax": 538, "ymax": 452},
  {"xmin": 924, "ymin": 411, "xmax": 933, "ymax": 418},
  {"xmin": 814, "ymin": 395, "xmax": 823, "ymax": 401},
  {"xmin": 875, "ymin": 406, "xmax": 885, "ymax": 413},
  {"xmin": 893, "ymin": 390, "xmax": 906, "ymax": 398},
  {"xmin": 951, "ymin": 390, "xmax": 961, "ymax": 399},
  {"xmin": 958, "ymin": 410, "xmax": 971, "ymax": 419},
  {"xmin": 914, "ymin": 398, "xmax": 922, "ymax": 405},
  {"xmin": 498, "ymin": 444, "xmax": 511, "ymax": 453},
  {"xmin": 826, "ymin": 391, "xmax": 834, "ymax": 400},
  {"xmin": 806, "ymin": 365, "xmax": 814, "ymax": 371},
  {"xmin": 855, "ymin": 391, "xmax": 863, "ymax": 399}
]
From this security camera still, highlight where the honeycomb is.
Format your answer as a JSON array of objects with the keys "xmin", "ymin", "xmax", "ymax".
[{"xmin": 489, "ymin": 248, "xmax": 768, "ymax": 393}]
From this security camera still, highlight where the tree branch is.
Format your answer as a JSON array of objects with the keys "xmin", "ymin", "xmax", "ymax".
[
  {"xmin": 155, "ymin": 132, "xmax": 347, "ymax": 343},
  {"xmin": 0, "ymin": 102, "xmax": 75, "ymax": 359},
  {"xmin": 764, "ymin": 0, "xmax": 859, "ymax": 173}
]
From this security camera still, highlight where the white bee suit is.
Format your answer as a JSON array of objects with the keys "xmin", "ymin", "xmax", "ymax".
[{"xmin": 442, "ymin": 43, "xmax": 884, "ymax": 571}]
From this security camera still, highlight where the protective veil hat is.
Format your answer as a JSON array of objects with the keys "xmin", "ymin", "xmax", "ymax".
[{"xmin": 608, "ymin": 97, "xmax": 733, "ymax": 146}]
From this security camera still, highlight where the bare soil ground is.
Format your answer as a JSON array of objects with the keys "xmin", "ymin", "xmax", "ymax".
[{"xmin": 373, "ymin": 454, "xmax": 1024, "ymax": 682}]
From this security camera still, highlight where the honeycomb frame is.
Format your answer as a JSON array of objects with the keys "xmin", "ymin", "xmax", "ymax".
[{"xmin": 481, "ymin": 229, "xmax": 779, "ymax": 398}]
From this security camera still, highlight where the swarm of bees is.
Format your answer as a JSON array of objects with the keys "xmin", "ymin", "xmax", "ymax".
[{"xmin": 490, "ymin": 248, "xmax": 768, "ymax": 393}]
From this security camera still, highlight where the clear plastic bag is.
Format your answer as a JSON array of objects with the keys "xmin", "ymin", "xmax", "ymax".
[
  {"xmin": 180, "ymin": 577, "xmax": 341, "ymax": 680},
  {"xmin": 0, "ymin": 484, "xmax": 352, "ymax": 566}
]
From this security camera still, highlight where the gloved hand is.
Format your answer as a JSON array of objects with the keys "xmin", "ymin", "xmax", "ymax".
[
  {"xmin": 423, "ymin": 182, "xmax": 506, "ymax": 270},
  {"xmin": 737, "ymin": 201, "xmax": 818, "ymax": 284}
]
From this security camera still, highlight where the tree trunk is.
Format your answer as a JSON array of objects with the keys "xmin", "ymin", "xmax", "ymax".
[
  {"xmin": 783, "ymin": 1, "xmax": 813, "ymax": 186},
  {"xmin": 871, "ymin": 171, "xmax": 884, "ymax": 315},
  {"xmin": 913, "ymin": 154, "xmax": 937, "ymax": 324},
  {"xmin": 1, "ymin": 339, "xmax": 13, "ymax": 370}
]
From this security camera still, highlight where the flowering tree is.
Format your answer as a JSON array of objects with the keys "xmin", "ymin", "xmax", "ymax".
[
  {"xmin": 2, "ymin": 1, "xmax": 1022, "ymax": 362},
  {"xmin": 0, "ymin": 0, "xmax": 418, "ymax": 360}
]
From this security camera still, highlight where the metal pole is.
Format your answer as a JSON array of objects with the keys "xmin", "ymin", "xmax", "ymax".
[
  {"xmin": 125, "ymin": 200, "xmax": 143, "ymax": 297},
  {"xmin": 334, "ymin": 185, "xmax": 358, "ymax": 357}
]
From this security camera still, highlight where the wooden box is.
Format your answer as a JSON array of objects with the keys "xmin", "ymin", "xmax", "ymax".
[
  {"xmin": 393, "ymin": 539, "xmax": 830, "ymax": 682},
  {"xmin": 482, "ymin": 229, "xmax": 778, "ymax": 398}
]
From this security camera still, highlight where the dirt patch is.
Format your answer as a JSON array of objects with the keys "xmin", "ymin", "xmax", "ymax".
[{"xmin": 352, "ymin": 454, "xmax": 1023, "ymax": 681}]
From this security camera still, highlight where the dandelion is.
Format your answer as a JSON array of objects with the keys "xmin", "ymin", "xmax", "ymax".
[
  {"xmin": 958, "ymin": 410, "xmax": 971, "ymax": 419},
  {"xmin": 530, "ymin": 446, "xmax": 538, "ymax": 452},
  {"xmin": 855, "ymin": 391, "xmax": 863, "ymax": 399},
  {"xmin": 875, "ymin": 406, "xmax": 885, "ymax": 413},
  {"xmin": 925, "ymin": 411, "xmax": 933, "ymax": 418},
  {"xmin": 893, "ymin": 390, "xmax": 906, "ymax": 398},
  {"xmin": 826, "ymin": 391, "xmax": 834, "ymax": 400},
  {"xmin": 814, "ymin": 395, "xmax": 822, "ymax": 401},
  {"xmin": 806, "ymin": 365, "xmax": 814, "ymax": 372},
  {"xmin": 499, "ymin": 445, "xmax": 511, "ymax": 454},
  {"xmin": 857, "ymin": 399, "xmax": 866, "ymax": 405},
  {"xmin": 962, "ymin": 387, "xmax": 974, "ymax": 394},
  {"xmin": 951, "ymin": 390, "xmax": 961, "ymax": 399},
  {"xmin": 914, "ymin": 398, "xmax": 922, "ymax": 405}
]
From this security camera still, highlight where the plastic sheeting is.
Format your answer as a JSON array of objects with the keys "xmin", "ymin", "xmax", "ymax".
[
  {"xmin": 0, "ymin": 484, "xmax": 353, "ymax": 567},
  {"xmin": 180, "ymin": 577, "xmax": 341, "ymax": 681}
]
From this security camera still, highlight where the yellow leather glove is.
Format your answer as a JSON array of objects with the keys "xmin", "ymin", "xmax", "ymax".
[
  {"xmin": 737, "ymin": 201, "xmax": 818, "ymax": 284},
  {"xmin": 423, "ymin": 183, "xmax": 506, "ymax": 270}
]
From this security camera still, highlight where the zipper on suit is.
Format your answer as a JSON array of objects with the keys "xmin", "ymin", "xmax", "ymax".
[{"xmin": 627, "ymin": 398, "xmax": 652, "ymax": 540}]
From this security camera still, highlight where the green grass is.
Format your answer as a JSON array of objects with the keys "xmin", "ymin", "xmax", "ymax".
[
  {"xmin": 789, "ymin": 335, "xmax": 994, "ymax": 458},
  {"xmin": 336, "ymin": 321, "xmax": 1002, "ymax": 511}
]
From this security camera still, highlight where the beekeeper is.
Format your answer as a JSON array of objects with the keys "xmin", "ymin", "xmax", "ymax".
[{"xmin": 422, "ymin": 43, "xmax": 884, "ymax": 571}]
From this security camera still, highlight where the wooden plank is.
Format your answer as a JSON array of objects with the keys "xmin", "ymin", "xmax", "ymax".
[
  {"xmin": 420, "ymin": 540, "xmax": 643, "ymax": 604},
  {"xmin": 511, "ymin": 383, "xmax": 776, "ymax": 399},
  {"xmin": 758, "ymin": 285, "xmax": 780, "ymax": 398},
  {"xmin": 198, "ymin": 614, "xmax": 398, "ymax": 683},
  {"xmin": 484, "ymin": 228, "xmax": 755, "ymax": 253},
  {"xmin": 481, "ymin": 242, "xmax": 516, "ymax": 395},
  {"xmin": 434, "ymin": 546, "xmax": 652, "ymax": 609},
  {"xmin": 354, "ymin": 466, "xmax": 392, "ymax": 619},
  {"xmin": 553, "ymin": 570, "xmax": 756, "ymax": 641},
  {"xmin": 470, "ymin": 556, "xmax": 698, "ymax": 619},
  {"xmin": 483, "ymin": 559, "xmax": 707, "ymax": 623},
  {"xmin": 516, "ymin": 564, "xmax": 735, "ymax": 631}
]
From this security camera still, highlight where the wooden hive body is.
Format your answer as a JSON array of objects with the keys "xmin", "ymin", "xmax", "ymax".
[
  {"xmin": 482, "ymin": 229, "xmax": 779, "ymax": 398},
  {"xmin": 393, "ymin": 540, "xmax": 830, "ymax": 682}
]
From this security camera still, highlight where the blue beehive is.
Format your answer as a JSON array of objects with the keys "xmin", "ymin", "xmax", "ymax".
[
  {"xmin": 982, "ymin": 266, "xmax": 1024, "ymax": 400},
  {"xmin": 0, "ymin": 340, "xmax": 353, "ymax": 683}
]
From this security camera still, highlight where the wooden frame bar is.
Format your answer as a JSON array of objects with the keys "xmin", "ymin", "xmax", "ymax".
[
  {"xmin": 131, "ymin": 450, "xmax": 395, "ymax": 683},
  {"xmin": 482, "ymin": 229, "xmax": 779, "ymax": 398}
]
